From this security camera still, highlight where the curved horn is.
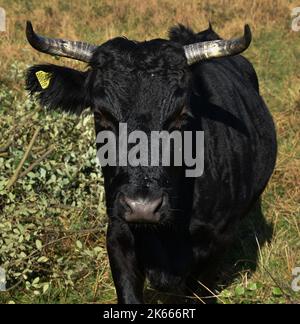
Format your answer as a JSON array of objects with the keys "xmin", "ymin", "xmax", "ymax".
[
  {"xmin": 184, "ymin": 24, "xmax": 252, "ymax": 65},
  {"xmin": 26, "ymin": 21, "xmax": 97, "ymax": 63}
]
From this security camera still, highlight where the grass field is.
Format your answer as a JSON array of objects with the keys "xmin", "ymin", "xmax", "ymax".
[{"xmin": 0, "ymin": 0, "xmax": 299, "ymax": 304}]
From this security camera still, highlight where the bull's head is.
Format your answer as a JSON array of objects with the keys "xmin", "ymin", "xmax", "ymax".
[{"xmin": 25, "ymin": 22, "xmax": 251, "ymax": 226}]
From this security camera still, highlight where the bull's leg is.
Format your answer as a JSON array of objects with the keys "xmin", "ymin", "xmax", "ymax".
[{"xmin": 106, "ymin": 220, "xmax": 145, "ymax": 304}]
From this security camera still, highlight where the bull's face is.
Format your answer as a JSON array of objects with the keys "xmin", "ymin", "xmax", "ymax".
[
  {"xmin": 90, "ymin": 38, "xmax": 194, "ymax": 225},
  {"xmin": 25, "ymin": 22, "xmax": 251, "ymax": 225}
]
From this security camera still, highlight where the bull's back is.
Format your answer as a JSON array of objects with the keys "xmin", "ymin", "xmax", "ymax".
[{"xmin": 192, "ymin": 56, "xmax": 277, "ymax": 224}]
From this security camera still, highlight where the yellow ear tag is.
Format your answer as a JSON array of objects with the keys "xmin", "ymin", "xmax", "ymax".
[{"xmin": 35, "ymin": 71, "xmax": 52, "ymax": 89}]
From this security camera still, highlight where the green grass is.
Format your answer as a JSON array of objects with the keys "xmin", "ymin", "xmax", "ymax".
[{"xmin": 0, "ymin": 0, "xmax": 299, "ymax": 304}]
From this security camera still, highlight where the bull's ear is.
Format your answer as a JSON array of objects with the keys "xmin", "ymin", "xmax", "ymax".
[{"xmin": 25, "ymin": 64, "xmax": 90, "ymax": 115}]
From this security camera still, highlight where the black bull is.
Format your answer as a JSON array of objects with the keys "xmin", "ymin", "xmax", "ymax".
[{"xmin": 25, "ymin": 22, "xmax": 277, "ymax": 303}]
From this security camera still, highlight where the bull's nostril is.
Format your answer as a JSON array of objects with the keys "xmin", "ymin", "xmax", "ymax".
[
  {"xmin": 152, "ymin": 196, "xmax": 164, "ymax": 214},
  {"xmin": 121, "ymin": 195, "xmax": 164, "ymax": 223},
  {"xmin": 119, "ymin": 194, "xmax": 133, "ymax": 212}
]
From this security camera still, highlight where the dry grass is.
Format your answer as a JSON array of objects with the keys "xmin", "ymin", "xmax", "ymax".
[
  {"xmin": 0, "ymin": 0, "xmax": 295, "ymax": 69},
  {"xmin": 0, "ymin": 0, "xmax": 299, "ymax": 304}
]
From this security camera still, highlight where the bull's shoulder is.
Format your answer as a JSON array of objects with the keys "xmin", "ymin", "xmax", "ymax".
[
  {"xmin": 230, "ymin": 55, "xmax": 260, "ymax": 92},
  {"xmin": 169, "ymin": 24, "xmax": 220, "ymax": 45}
]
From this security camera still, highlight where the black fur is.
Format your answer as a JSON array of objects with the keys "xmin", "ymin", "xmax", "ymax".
[{"xmin": 26, "ymin": 24, "xmax": 277, "ymax": 304}]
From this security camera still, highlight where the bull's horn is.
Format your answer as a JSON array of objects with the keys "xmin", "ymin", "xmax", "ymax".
[
  {"xmin": 26, "ymin": 21, "xmax": 97, "ymax": 63},
  {"xmin": 184, "ymin": 24, "xmax": 252, "ymax": 65}
]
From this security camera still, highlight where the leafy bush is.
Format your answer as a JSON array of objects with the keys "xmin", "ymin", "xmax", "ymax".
[{"xmin": 0, "ymin": 62, "xmax": 108, "ymax": 302}]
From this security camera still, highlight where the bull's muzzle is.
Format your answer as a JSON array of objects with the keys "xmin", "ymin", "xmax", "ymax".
[{"xmin": 122, "ymin": 196, "xmax": 164, "ymax": 224}]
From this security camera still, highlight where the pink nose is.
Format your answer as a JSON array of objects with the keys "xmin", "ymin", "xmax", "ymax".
[{"xmin": 123, "ymin": 196, "xmax": 163, "ymax": 223}]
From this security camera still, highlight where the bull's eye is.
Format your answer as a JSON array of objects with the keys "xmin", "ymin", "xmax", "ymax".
[
  {"xmin": 95, "ymin": 109, "xmax": 118, "ymax": 131},
  {"xmin": 164, "ymin": 106, "xmax": 193, "ymax": 131}
]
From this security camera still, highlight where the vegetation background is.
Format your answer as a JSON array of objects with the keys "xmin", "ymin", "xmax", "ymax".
[{"xmin": 0, "ymin": 0, "xmax": 299, "ymax": 304}]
